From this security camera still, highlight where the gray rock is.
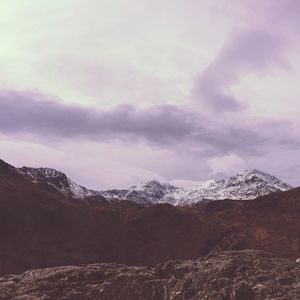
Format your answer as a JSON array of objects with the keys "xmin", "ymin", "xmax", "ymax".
[{"xmin": 1, "ymin": 250, "xmax": 300, "ymax": 300}]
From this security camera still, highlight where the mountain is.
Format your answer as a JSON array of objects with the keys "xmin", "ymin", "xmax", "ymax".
[
  {"xmin": 100, "ymin": 180, "xmax": 182, "ymax": 205},
  {"xmin": 9, "ymin": 161, "xmax": 292, "ymax": 205},
  {"xmin": 182, "ymin": 169, "xmax": 293, "ymax": 203},
  {"xmin": 17, "ymin": 166, "xmax": 99, "ymax": 199},
  {"xmin": 99, "ymin": 169, "xmax": 293, "ymax": 205},
  {"xmin": 1, "ymin": 158, "xmax": 300, "ymax": 276}
]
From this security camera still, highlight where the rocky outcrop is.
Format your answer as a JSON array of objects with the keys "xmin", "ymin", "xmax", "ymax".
[{"xmin": 1, "ymin": 250, "xmax": 300, "ymax": 300}]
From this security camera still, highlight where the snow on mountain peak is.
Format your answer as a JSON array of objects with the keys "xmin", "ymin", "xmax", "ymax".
[
  {"xmin": 228, "ymin": 169, "xmax": 292, "ymax": 191},
  {"xmin": 16, "ymin": 164, "xmax": 293, "ymax": 205},
  {"xmin": 20, "ymin": 167, "xmax": 66, "ymax": 181},
  {"xmin": 99, "ymin": 169, "xmax": 293, "ymax": 205},
  {"xmin": 18, "ymin": 166, "xmax": 97, "ymax": 199},
  {"xmin": 130, "ymin": 179, "xmax": 176, "ymax": 192},
  {"xmin": 236, "ymin": 169, "xmax": 273, "ymax": 181}
]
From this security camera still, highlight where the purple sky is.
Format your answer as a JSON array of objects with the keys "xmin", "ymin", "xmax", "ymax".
[{"xmin": 0, "ymin": 0, "xmax": 300, "ymax": 189}]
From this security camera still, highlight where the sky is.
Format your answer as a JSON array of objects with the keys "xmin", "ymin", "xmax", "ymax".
[{"xmin": 0, "ymin": 0, "xmax": 300, "ymax": 189}]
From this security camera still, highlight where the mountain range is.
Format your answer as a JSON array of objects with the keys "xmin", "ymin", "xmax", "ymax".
[
  {"xmin": 1, "ymin": 157, "xmax": 300, "ymax": 278},
  {"xmin": 17, "ymin": 164, "xmax": 292, "ymax": 205}
]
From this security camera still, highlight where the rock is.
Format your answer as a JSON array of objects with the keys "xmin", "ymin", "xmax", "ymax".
[
  {"xmin": 277, "ymin": 275, "xmax": 295, "ymax": 285},
  {"xmin": 11, "ymin": 297, "xmax": 40, "ymax": 300},
  {"xmin": 253, "ymin": 284, "xmax": 269, "ymax": 298},
  {"xmin": 231, "ymin": 281, "xmax": 254, "ymax": 300},
  {"xmin": 1, "ymin": 250, "xmax": 300, "ymax": 299}
]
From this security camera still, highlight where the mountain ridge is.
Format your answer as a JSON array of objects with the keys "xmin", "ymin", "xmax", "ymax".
[
  {"xmin": 18, "ymin": 166, "xmax": 99, "ymax": 199},
  {"xmin": 8, "ymin": 159, "xmax": 292, "ymax": 205},
  {"xmin": 101, "ymin": 169, "xmax": 293, "ymax": 205}
]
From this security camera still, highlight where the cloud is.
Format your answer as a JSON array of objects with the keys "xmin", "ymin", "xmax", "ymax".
[
  {"xmin": 170, "ymin": 179, "xmax": 202, "ymax": 188},
  {"xmin": 268, "ymin": 0, "xmax": 300, "ymax": 33},
  {"xmin": 0, "ymin": 138, "xmax": 165, "ymax": 189},
  {"xmin": 0, "ymin": 89, "xmax": 298, "ymax": 159},
  {"xmin": 193, "ymin": 29, "xmax": 286, "ymax": 112},
  {"xmin": 0, "ymin": 90, "xmax": 194, "ymax": 144},
  {"xmin": 208, "ymin": 153, "xmax": 245, "ymax": 176},
  {"xmin": 0, "ymin": 1, "xmax": 300, "ymax": 187}
]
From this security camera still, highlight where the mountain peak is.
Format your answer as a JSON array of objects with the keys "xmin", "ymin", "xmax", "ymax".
[
  {"xmin": 233, "ymin": 169, "xmax": 292, "ymax": 187},
  {"xmin": 18, "ymin": 166, "xmax": 97, "ymax": 199},
  {"xmin": 241, "ymin": 169, "xmax": 264, "ymax": 174},
  {"xmin": 20, "ymin": 166, "xmax": 66, "ymax": 178},
  {"xmin": 100, "ymin": 169, "xmax": 293, "ymax": 205},
  {"xmin": 236, "ymin": 169, "xmax": 270, "ymax": 178},
  {"xmin": 132, "ymin": 179, "xmax": 174, "ymax": 190},
  {"xmin": 18, "ymin": 166, "xmax": 68, "ymax": 184}
]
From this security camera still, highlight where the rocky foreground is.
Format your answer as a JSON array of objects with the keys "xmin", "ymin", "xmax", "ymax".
[{"xmin": 1, "ymin": 250, "xmax": 300, "ymax": 300}]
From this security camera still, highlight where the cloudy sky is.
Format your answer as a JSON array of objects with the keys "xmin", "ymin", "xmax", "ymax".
[{"xmin": 0, "ymin": 0, "xmax": 300, "ymax": 189}]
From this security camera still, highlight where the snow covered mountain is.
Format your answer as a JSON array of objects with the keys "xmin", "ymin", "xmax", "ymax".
[
  {"xmin": 18, "ymin": 167, "xmax": 98, "ymax": 199},
  {"xmin": 100, "ymin": 180, "xmax": 182, "ymax": 205},
  {"xmin": 17, "ymin": 166, "xmax": 293, "ymax": 205},
  {"xmin": 99, "ymin": 170, "xmax": 293, "ymax": 205},
  {"xmin": 180, "ymin": 169, "xmax": 293, "ymax": 204}
]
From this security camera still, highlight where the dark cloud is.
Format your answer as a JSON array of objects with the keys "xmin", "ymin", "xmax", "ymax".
[
  {"xmin": 0, "ymin": 90, "xmax": 193, "ymax": 144},
  {"xmin": 269, "ymin": 0, "xmax": 300, "ymax": 32},
  {"xmin": 193, "ymin": 29, "xmax": 286, "ymax": 112},
  {"xmin": 0, "ymin": 90, "xmax": 297, "ymax": 159}
]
